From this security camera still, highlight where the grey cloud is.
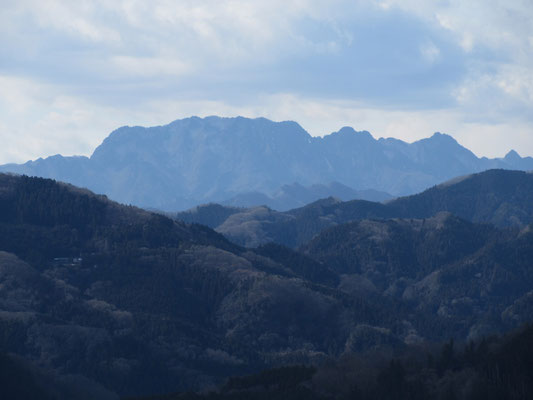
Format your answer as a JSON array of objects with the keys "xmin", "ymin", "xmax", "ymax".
[
  {"xmin": 0, "ymin": 0, "xmax": 532, "ymax": 163},
  {"xmin": 0, "ymin": 2, "xmax": 470, "ymax": 110}
]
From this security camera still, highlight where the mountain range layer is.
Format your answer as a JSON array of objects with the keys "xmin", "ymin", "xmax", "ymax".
[
  {"xmin": 2, "ymin": 171, "xmax": 533, "ymax": 398},
  {"xmin": 177, "ymin": 169, "xmax": 533, "ymax": 248},
  {"xmin": 1, "ymin": 116, "xmax": 532, "ymax": 211}
]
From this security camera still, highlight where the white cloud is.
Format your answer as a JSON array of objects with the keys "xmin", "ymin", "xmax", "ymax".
[
  {"xmin": 0, "ymin": 75, "xmax": 117, "ymax": 163},
  {"xmin": 110, "ymin": 56, "xmax": 191, "ymax": 78},
  {"xmin": 0, "ymin": 0, "xmax": 532, "ymax": 163},
  {"xmin": 496, "ymin": 65, "xmax": 533, "ymax": 103},
  {"xmin": 22, "ymin": 0, "xmax": 121, "ymax": 43},
  {"xmin": 380, "ymin": 0, "xmax": 533, "ymax": 50},
  {"xmin": 420, "ymin": 41, "xmax": 441, "ymax": 64}
]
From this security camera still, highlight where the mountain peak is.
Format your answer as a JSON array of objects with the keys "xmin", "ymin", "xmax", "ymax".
[
  {"xmin": 430, "ymin": 132, "xmax": 457, "ymax": 143},
  {"xmin": 505, "ymin": 149, "xmax": 521, "ymax": 160},
  {"xmin": 338, "ymin": 126, "xmax": 356, "ymax": 134},
  {"xmin": 2, "ymin": 116, "xmax": 533, "ymax": 211},
  {"xmin": 333, "ymin": 126, "xmax": 374, "ymax": 140}
]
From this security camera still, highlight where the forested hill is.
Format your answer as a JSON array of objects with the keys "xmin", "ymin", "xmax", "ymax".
[
  {"xmin": 2, "ymin": 173, "xmax": 533, "ymax": 398},
  {"xmin": 0, "ymin": 174, "xmax": 421, "ymax": 396},
  {"xmin": 134, "ymin": 323, "xmax": 533, "ymax": 400},
  {"xmin": 387, "ymin": 169, "xmax": 533, "ymax": 225},
  {"xmin": 0, "ymin": 173, "xmax": 238, "ymax": 263},
  {"xmin": 177, "ymin": 169, "xmax": 533, "ymax": 248}
]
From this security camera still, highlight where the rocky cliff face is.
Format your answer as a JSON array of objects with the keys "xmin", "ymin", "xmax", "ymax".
[{"xmin": 1, "ymin": 116, "xmax": 532, "ymax": 211}]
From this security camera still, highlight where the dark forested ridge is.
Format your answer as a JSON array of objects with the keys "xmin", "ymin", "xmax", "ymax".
[
  {"xmin": 134, "ymin": 324, "xmax": 533, "ymax": 400},
  {"xmin": 177, "ymin": 169, "xmax": 533, "ymax": 248},
  {"xmin": 300, "ymin": 214, "xmax": 533, "ymax": 340},
  {"xmin": 0, "ymin": 174, "xmax": 407, "ymax": 397},
  {"xmin": 2, "ymin": 173, "xmax": 533, "ymax": 398}
]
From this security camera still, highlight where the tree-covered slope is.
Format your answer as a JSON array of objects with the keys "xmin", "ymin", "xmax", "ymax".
[
  {"xmin": 301, "ymin": 214, "xmax": 533, "ymax": 340},
  {"xmin": 135, "ymin": 324, "xmax": 533, "ymax": 400},
  {"xmin": 0, "ymin": 174, "xmax": 407, "ymax": 397},
  {"xmin": 2, "ymin": 173, "xmax": 533, "ymax": 398},
  {"xmin": 178, "ymin": 169, "xmax": 533, "ymax": 248}
]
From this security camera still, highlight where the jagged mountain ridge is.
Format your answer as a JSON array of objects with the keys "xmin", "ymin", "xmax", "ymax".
[
  {"xmin": 220, "ymin": 181, "xmax": 393, "ymax": 211},
  {"xmin": 1, "ymin": 116, "xmax": 532, "ymax": 211}
]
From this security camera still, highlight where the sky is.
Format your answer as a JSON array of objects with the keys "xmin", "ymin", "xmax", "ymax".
[{"xmin": 1, "ymin": 0, "xmax": 532, "ymax": 163}]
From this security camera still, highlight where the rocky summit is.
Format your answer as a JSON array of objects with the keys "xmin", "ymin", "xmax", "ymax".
[{"xmin": 1, "ymin": 116, "xmax": 532, "ymax": 211}]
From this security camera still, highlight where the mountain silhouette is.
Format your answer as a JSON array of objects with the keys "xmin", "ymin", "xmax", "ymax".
[{"xmin": 1, "ymin": 116, "xmax": 531, "ymax": 211}]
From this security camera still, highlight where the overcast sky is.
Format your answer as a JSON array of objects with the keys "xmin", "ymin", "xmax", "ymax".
[{"xmin": 1, "ymin": 0, "xmax": 532, "ymax": 163}]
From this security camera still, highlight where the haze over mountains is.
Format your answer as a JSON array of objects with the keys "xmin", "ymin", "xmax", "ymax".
[
  {"xmin": 1, "ymin": 116, "xmax": 532, "ymax": 211},
  {"xmin": 178, "ymin": 169, "xmax": 533, "ymax": 248}
]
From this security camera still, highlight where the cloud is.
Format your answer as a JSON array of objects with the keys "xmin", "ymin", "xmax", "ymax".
[
  {"xmin": 110, "ymin": 56, "xmax": 191, "ymax": 78},
  {"xmin": 0, "ymin": 0, "xmax": 531, "ymax": 163},
  {"xmin": 0, "ymin": 0, "xmax": 468, "ymax": 104},
  {"xmin": 0, "ymin": 74, "xmax": 117, "ymax": 163},
  {"xmin": 420, "ymin": 41, "xmax": 441, "ymax": 64},
  {"xmin": 377, "ymin": 0, "xmax": 533, "ymax": 122}
]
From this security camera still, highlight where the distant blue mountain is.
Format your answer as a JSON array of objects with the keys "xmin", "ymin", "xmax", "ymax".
[
  {"xmin": 221, "ymin": 182, "xmax": 393, "ymax": 211},
  {"xmin": 1, "ymin": 116, "xmax": 532, "ymax": 211}
]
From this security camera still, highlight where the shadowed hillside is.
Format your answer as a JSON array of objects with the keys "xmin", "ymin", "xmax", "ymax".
[
  {"xmin": 0, "ymin": 174, "xmax": 411, "ymax": 396},
  {"xmin": 177, "ymin": 169, "xmax": 533, "ymax": 248},
  {"xmin": 134, "ymin": 324, "xmax": 533, "ymax": 400},
  {"xmin": 2, "ymin": 173, "xmax": 533, "ymax": 398}
]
